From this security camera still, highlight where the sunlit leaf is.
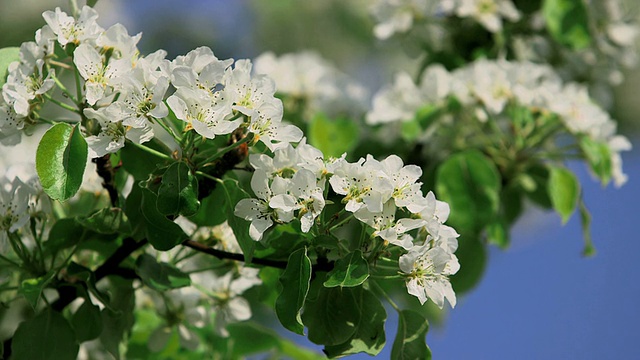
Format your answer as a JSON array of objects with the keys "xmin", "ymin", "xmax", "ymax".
[
  {"xmin": 36, "ymin": 124, "xmax": 88, "ymax": 201},
  {"xmin": 323, "ymin": 250, "xmax": 369, "ymax": 288},
  {"xmin": 276, "ymin": 247, "xmax": 312, "ymax": 335},
  {"xmin": 548, "ymin": 166, "xmax": 580, "ymax": 223}
]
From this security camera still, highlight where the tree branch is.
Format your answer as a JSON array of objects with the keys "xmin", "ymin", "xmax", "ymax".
[{"xmin": 181, "ymin": 240, "xmax": 334, "ymax": 272}]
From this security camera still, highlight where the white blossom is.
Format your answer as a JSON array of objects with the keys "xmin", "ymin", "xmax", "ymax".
[
  {"xmin": 399, "ymin": 244, "xmax": 459, "ymax": 308},
  {"xmin": 42, "ymin": 6, "xmax": 103, "ymax": 46},
  {"xmin": 83, "ymin": 107, "xmax": 153, "ymax": 157}
]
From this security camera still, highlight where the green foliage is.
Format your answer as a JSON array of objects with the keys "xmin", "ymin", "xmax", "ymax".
[
  {"xmin": 309, "ymin": 113, "xmax": 359, "ymax": 158},
  {"xmin": 12, "ymin": 310, "xmax": 79, "ymax": 360},
  {"xmin": 391, "ymin": 310, "xmax": 431, "ymax": 360},
  {"xmin": 157, "ymin": 161, "xmax": 200, "ymax": 216},
  {"xmin": 19, "ymin": 270, "xmax": 56, "ymax": 309},
  {"xmin": 221, "ymin": 178, "xmax": 256, "ymax": 262},
  {"xmin": 135, "ymin": 253, "xmax": 191, "ymax": 291},
  {"xmin": 0, "ymin": 47, "xmax": 19, "ymax": 87},
  {"xmin": 140, "ymin": 188, "xmax": 188, "ymax": 251},
  {"xmin": 580, "ymin": 137, "xmax": 613, "ymax": 185},
  {"xmin": 99, "ymin": 278, "xmax": 135, "ymax": 360},
  {"xmin": 323, "ymin": 250, "xmax": 369, "ymax": 288},
  {"xmin": 543, "ymin": 0, "xmax": 591, "ymax": 49},
  {"xmin": 36, "ymin": 124, "xmax": 88, "ymax": 201},
  {"xmin": 548, "ymin": 166, "xmax": 580, "ymax": 223},
  {"xmin": 120, "ymin": 142, "xmax": 166, "ymax": 181},
  {"xmin": 450, "ymin": 235, "xmax": 486, "ymax": 295},
  {"xmin": 187, "ymin": 184, "xmax": 226, "ymax": 227},
  {"xmin": 435, "ymin": 150, "xmax": 501, "ymax": 235},
  {"xmin": 302, "ymin": 286, "xmax": 361, "ymax": 346},
  {"xmin": 71, "ymin": 299, "xmax": 104, "ymax": 343},
  {"xmin": 323, "ymin": 287, "xmax": 387, "ymax": 357},
  {"xmin": 276, "ymin": 247, "xmax": 312, "ymax": 335},
  {"xmin": 77, "ymin": 207, "xmax": 131, "ymax": 235}
]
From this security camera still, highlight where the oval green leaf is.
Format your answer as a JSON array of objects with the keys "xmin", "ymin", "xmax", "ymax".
[
  {"xmin": 324, "ymin": 288, "xmax": 386, "ymax": 357},
  {"xmin": 36, "ymin": 123, "xmax": 88, "ymax": 201},
  {"xmin": 302, "ymin": 286, "xmax": 361, "ymax": 346},
  {"xmin": 548, "ymin": 166, "xmax": 580, "ymax": 224},
  {"xmin": 579, "ymin": 136, "xmax": 612, "ymax": 186},
  {"xmin": 157, "ymin": 161, "xmax": 200, "ymax": 216},
  {"xmin": 140, "ymin": 188, "xmax": 188, "ymax": 251},
  {"xmin": 323, "ymin": 250, "xmax": 369, "ymax": 288},
  {"xmin": 435, "ymin": 150, "xmax": 501, "ymax": 235},
  {"xmin": 391, "ymin": 310, "xmax": 431, "ymax": 360},
  {"xmin": 276, "ymin": 247, "xmax": 312, "ymax": 335},
  {"xmin": 12, "ymin": 310, "xmax": 79, "ymax": 360},
  {"xmin": 71, "ymin": 300, "xmax": 104, "ymax": 342},
  {"xmin": 543, "ymin": 0, "xmax": 591, "ymax": 49}
]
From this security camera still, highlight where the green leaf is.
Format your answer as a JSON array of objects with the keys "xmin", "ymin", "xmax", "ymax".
[
  {"xmin": 451, "ymin": 235, "xmax": 486, "ymax": 295},
  {"xmin": 135, "ymin": 253, "xmax": 191, "ymax": 291},
  {"xmin": 19, "ymin": 271, "xmax": 56, "ymax": 309},
  {"xmin": 302, "ymin": 286, "xmax": 361, "ymax": 346},
  {"xmin": 579, "ymin": 136, "xmax": 612, "ymax": 185},
  {"xmin": 487, "ymin": 217, "xmax": 509, "ymax": 249},
  {"xmin": 140, "ymin": 188, "xmax": 188, "ymax": 251},
  {"xmin": 36, "ymin": 123, "xmax": 88, "ymax": 201},
  {"xmin": 77, "ymin": 207, "xmax": 131, "ymax": 234},
  {"xmin": 0, "ymin": 47, "xmax": 20, "ymax": 87},
  {"xmin": 187, "ymin": 184, "xmax": 226, "ymax": 227},
  {"xmin": 435, "ymin": 150, "xmax": 501, "ymax": 235},
  {"xmin": 120, "ymin": 141, "xmax": 165, "ymax": 181},
  {"xmin": 548, "ymin": 166, "xmax": 580, "ymax": 223},
  {"xmin": 524, "ymin": 163, "xmax": 553, "ymax": 209},
  {"xmin": 324, "ymin": 288, "xmax": 386, "ymax": 357},
  {"xmin": 276, "ymin": 247, "xmax": 312, "ymax": 335},
  {"xmin": 157, "ymin": 161, "xmax": 200, "ymax": 216},
  {"xmin": 391, "ymin": 310, "xmax": 431, "ymax": 360},
  {"xmin": 309, "ymin": 113, "xmax": 359, "ymax": 158},
  {"xmin": 579, "ymin": 199, "xmax": 596, "ymax": 257},
  {"xmin": 543, "ymin": 0, "xmax": 591, "ymax": 49},
  {"xmin": 124, "ymin": 183, "xmax": 146, "ymax": 240},
  {"xmin": 12, "ymin": 310, "xmax": 79, "ymax": 360},
  {"xmin": 221, "ymin": 178, "xmax": 255, "ymax": 262},
  {"xmin": 71, "ymin": 299, "xmax": 104, "ymax": 342},
  {"xmin": 401, "ymin": 119, "xmax": 422, "ymax": 141},
  {"xmin": 99, "ymin": 278, "xmax": 135, "ymax": 360},
  {"xmin": 45, "ymin": 218, "xmax": 85, "ymax": 254},
  {"xmin": 323, "ymin": 250, "xmax": 369, "ymax": 288}
]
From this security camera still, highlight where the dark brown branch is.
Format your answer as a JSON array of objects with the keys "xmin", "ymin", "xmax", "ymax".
[
  {"xmin": 51, "ymin": 237, "xmax": 147, "ymax": 312},
  {"xmin": 93, "ymin": 154, "xmax": 120, "ymax": 207},
  {"xmin": 181, "ymin": 240, "xmax": 334, "ymax": 272}
]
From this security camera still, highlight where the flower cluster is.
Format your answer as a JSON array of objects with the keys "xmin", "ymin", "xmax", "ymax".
[
  {"xmin": 234, "ymin": 139, "xmax": 460, "ymax": 308},
  {"xmin": 253, "ymin": 51, "xmax": 368, "ymax": 119},
  {"xmin": 1, "ymin": 6, "xmax": 304, "ymax": 157},
  {"xmin": 370, "ymin": 0, "xmax": 521, "ymax": 40},
  {"xmin": 367, "ymin": 59, "xmax": 632, "ymax": 186}
]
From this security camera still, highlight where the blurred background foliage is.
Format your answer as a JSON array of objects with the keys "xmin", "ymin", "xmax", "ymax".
[{"xmin": 2, "ymin": 0, "xmax": 638, "ymax": 132}]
